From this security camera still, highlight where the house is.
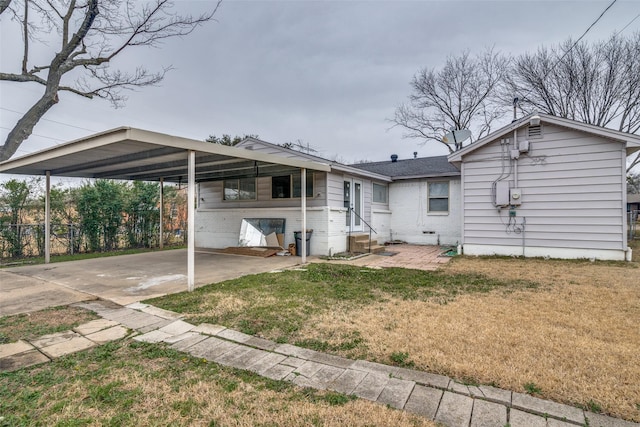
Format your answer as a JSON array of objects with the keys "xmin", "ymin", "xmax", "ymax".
[
  {"xmin": 196, "ymin": 113, "xmax": 639, "ymax": 261},
  {"xmin": 1, "ymin": 114, "xmax": 637, "ymax": 265},
  {"xmin": 628, "ymin": 193, "xmax": 640, "ymax": 213},
  {"xmin": 449, "ymin": 113, "xmax": 640, "ymax": 261}
]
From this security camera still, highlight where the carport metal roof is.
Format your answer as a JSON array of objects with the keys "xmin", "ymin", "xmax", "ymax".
[
  {"xmin": 0, "ymin": 127, "xmax": 331, "ymax": 180},
  {"xmin": 0, "ymin": 127, "xmax": 329, "ymax": 292}
]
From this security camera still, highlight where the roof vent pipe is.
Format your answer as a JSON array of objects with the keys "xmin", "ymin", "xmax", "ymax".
[
  {"xmin": 391, "ymin": 154, "xmax": 398, "ymax": 162},
  {"xmin": 413, "ymin": 152, "xmax": 418, "ymax": 159}
]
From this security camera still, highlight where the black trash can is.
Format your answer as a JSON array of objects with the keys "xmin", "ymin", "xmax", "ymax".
[{"xmin": 293, "ymin": 230, "xmax": 313, "ymax": 256}]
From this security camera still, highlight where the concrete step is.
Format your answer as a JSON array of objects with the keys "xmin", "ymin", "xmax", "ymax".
[{"xmin": 352, "ymin": 244, "xmax": 386, "ymax": 254}]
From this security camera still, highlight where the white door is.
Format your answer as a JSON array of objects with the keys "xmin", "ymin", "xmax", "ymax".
[{"xmin": 344, "ymin": 178, "xmax": 363, "ymax": 232}]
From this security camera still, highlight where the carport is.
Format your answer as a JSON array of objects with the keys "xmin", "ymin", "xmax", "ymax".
[{"xmin": 0, "ymin": 127, "xmax": 331, "ymax": 291}]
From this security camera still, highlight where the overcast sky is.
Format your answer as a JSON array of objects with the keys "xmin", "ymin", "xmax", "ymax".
[{"xmin": 1, "ymin": 0, "xmax": 639, "ymax": 166}]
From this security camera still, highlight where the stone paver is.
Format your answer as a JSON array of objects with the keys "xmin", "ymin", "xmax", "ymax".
[
  {"xmin": 376, "ymin": 377, "xmax": 415, "ymax": 409},
  {"xmin": 168, "ymin": 332, "xmax": 209, "ymax": 351},
  {"xmin": 158, "ymin": 320, "xmax": 194, "ymax": 336},
  {"xmin": 244, "ymin": 336, "xmax": 277, "ymax": 351},
  {"xmin": 404, "ymin": 384, "xmax": 443, "ymax": 420},
  {"xmin": 0, "ymin": 340, "xmax": 34, "ymax": 358},
  {"xmin": 478, "ymin": 385, "xmax": 512, "ymax": 405},
  {"xmin": 435, "ymin": 391, "xmax": 474, "ymax": 427},
  {"xmin": 85, "ymin": 325, "xmax": 129, "ymax": 344},
  {"xmin": 216, "ymin": 328, "xmax": 252, "ymax": 343},
  {"xmin": 30, "ymin": 330, "xmax": 81, "ymax": 348},
  {"xmin": 448, "ymin": 381, "xmax": 471, "ymax": 396},
  {"xmin": 512, "ymin": 392, "xmax": 584, "ymax": 424},
  {"xmin": 192, "ymin": 323, "xmax": 226, "ymax": 335},
  {"xmin": 0, "ymin": 349, "xmax": 50, "ymax": 372},
  {"xmin": 328, "ymin": 368, "xmax": 368, "ymax": 395},
  {"xmin": 394, "ymin": 366, "xmax": 451, "ymax": 389},
  {"xmin": 352, "ymin": 372, "xmax": 389, "ymax": 401},
  {"xmin": 39, "ymin": 336, "xmax": 95, "ymax": 358},
  {"xmin": 261, "ymin": 362, "xmax": 296, "ymax": 380},
  {"xmin": 246, "ymin": 352, "xmax": 287, "ymax": 374},
  {"xmin": 510, "ymin": 408, "xmax": 547, "ymax": 427},
  {"xmin": 133, "ymin": 330, "xmax": 172, "ymax": 343},
  {"xmin": 309, "ymin": 365, "xmax": 345, "ymax": 390},
  {"xmin": 585, "ymin": 412, "xmax": 640, "ymax": 427},
  {"xmin": 470, "ymin": 399, "xmax": 507, "ymax": 427},
  {"xmin": 74, "ymin": 319, "xmax": 120, "ymax": 335}
]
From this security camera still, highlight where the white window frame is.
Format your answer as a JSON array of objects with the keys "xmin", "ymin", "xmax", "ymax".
[
  {"xmin": 372, "ymin": 183, "xmax": 388, "ymax": 204},
  {"xmin": 427, "ymin": 181, "xmax": 449, "ymax": 214}
]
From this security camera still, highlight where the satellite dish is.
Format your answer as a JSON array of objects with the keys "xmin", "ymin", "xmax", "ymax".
[{"xmin": 443, "ymin": 129, "xmax": 471, "ymax": 145}]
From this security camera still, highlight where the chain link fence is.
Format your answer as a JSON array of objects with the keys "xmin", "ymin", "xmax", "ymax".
[{"xmin": 0, "ymin": 223, "xmax": 186, "ymax": 261}]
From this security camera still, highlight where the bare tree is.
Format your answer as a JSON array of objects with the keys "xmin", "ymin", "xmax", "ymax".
[
  {"xmin": 504, "ymin": 33, "xmax": 640, "ymax": 172},
  {"xmin": 393, "ymin": 48, "xmax": 507, "ymax": 153},
  {"xmin": 0, "ymin": 0, "xmax": 221, "ymax": 161}
]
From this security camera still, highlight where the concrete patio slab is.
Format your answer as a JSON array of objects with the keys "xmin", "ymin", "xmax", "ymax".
[
  {"xmin": 169, "ymin": 333, "xmax": 209, "ymax": 352},
  {"xmin": 246, "ymin": 352, "xmax": 287, "ymax": 374},
  {"xmin": 133, "ymin": 330, "xmax": 172, "ymax": 343},
  {"xmin": 328, "ymin": 368, "xmax": 368, "ymax": 395},
  {"xmin": 394, "ymin": 366, "xmax": 451, "ymax": 389},
  {"xmin": 2, "ymin": 249, "xmax": 301, "ymax": 309},
  {"xmin": 0, "ymin": 270, "xmax": 95, "ymax": 317}
]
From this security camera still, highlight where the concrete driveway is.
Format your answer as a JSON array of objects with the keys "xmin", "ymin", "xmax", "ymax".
[{"xmin": 1, "ymin": 249, "xmax": 302, "ymax": 316}]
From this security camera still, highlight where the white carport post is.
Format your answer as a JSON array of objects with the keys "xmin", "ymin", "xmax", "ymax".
[
  {"xmin": 44, "ymin": 170, "xmax": 50, "ymax": 264},
  {"xmin": 301, "ymin": 168, "xmax": 307, "ymax": 264},
  {"xmin": 187, "ymin": 150, "xmax": 195, "ymax": 291},
  {"xmin": 159, "ymin": 177, "xmax": 164, "ymax": 250}
]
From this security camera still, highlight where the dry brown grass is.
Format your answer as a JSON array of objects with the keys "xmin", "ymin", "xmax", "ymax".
[
  {"xmin": 299, "ymin": 257, "xmax": 640, "ymax": 421},
  {"xmin": 25, "ymin": 346, "xmax": 434, "ymax": 427}
]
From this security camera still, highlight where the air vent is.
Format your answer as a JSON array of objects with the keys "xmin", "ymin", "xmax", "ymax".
[{"xmin": 528, "ymin": 124, "xmax": 543, "ymax": 139}]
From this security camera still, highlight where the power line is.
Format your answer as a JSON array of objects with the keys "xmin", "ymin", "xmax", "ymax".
[
  {"xmin": 517, "ymin": 0, "xmax": 619, "ymax": 105},
  {"xmin": 614, "ymin": 12, "xmax": 640, "ymax": 37},
  {"xmin": 0, "ymin": 126, "xmax": 67, "ymax": 142},
  {"xmin": 0, "ymin": 107, "xmax": 98, "ymax": 133}
]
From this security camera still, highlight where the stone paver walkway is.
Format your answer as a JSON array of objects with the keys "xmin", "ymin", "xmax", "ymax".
[{"xmin": 2, "ymin": 299, "xmax": 633, "ymax": 427}]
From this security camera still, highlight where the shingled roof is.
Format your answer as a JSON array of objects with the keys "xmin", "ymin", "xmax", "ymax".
[{"xmin": 351, "ymin": 155, "xmax": 460, "ymax": 180}]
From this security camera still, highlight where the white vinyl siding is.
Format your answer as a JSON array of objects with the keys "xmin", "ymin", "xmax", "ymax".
[{"xmin": 460, "ymin": 124, "xmax": 626, "ymax": 253}]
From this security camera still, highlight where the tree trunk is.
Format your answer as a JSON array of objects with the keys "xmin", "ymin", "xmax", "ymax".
[{"xmin": 0, "ymin": 90, "xmax": 58, "ymax": 161}]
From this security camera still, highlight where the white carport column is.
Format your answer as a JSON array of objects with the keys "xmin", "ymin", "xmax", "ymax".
[
  {"xmin": 159, "ymin": 178, "xmax": 164, "ymax": 250},
  {"xmin": 44, "ymin": 170, "xmax": 51, "ymax": 264},
  {"xmin": 301, "ymin": 168, "xmax": 306, "ymax": 264},
  {"xmin": 187, "ymin": 150, "xmax": 196, "ymax": 292}
]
